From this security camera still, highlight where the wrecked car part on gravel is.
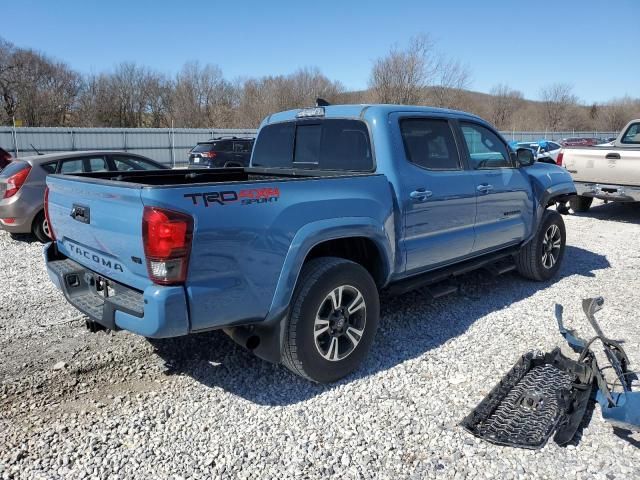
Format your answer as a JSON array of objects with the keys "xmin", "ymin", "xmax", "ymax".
[
  {"xmin": 460, "ymin": 349, "xmax": 593, "ymax": 449},
  {"xmin": 461, "ymin": 297, "xmax": 639, "ymax": 449}
]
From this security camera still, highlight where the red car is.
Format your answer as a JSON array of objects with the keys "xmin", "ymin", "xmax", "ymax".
[{"xmin": 0, "ymin": 148, "xmax": 12, "ymax": 171}]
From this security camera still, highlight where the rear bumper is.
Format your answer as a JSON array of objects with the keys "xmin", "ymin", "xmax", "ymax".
[
  {"xmin": 574, "ymin": 182, "xmax": 640, "ymax": 202},
  {"xmin": 44, "ymin": 242, "xmax": 189, "ymax": 338},
  {"xmin": 0, "ymin": 195, "xmax": 39, "ymax": 233}
]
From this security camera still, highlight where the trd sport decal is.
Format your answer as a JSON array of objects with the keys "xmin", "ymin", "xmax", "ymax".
[{"xmin": 184, "ymin": 187, "xmax": 280, "ymax": 207}]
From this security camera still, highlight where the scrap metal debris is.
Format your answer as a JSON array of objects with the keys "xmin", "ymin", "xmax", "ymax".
[{"xmin": 461, "ymin": 297, "xmax": 639, "ymax": 449}]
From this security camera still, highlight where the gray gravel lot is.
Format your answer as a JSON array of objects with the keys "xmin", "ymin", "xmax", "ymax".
[{"xmin": 1, "ymin": 200, "xmax": 639, "ymax": 479}]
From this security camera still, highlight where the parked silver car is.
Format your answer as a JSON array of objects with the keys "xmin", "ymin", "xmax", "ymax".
[{"xmin": 0, "ymin": 151, "xmax": 166, "ymax": 242}]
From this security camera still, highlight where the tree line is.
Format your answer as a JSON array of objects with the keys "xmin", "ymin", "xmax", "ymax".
[{"xmin": 1, "ymin": 35, "xmax": 638, "ymax": 131}]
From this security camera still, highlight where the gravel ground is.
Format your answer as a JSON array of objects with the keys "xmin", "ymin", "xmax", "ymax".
[{"xmin": 1, "ymin": 200, "xmax": 639, "ymax": 479}]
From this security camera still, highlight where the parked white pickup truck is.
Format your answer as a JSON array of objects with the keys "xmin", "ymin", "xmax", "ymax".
[{"xmin": 562, "ymin": 119, "xmax": 640, "ymax": 212}]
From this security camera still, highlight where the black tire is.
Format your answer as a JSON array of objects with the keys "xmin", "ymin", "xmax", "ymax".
[
  {"xmin": 569, "ymin": 195, "xmax": 593, "ymax": 213},
  {"xmin": 556, "ymin": 202, "xmax": 570, "ymax": 215},
  {"xmin": 515, "ymin": 210, "xmax": 566, "ymax": 282},
  {"xmin": 32, "ymin": 211, "xmax": 51, "ymax": 243},
  {"xmin": 282, "ymin": 257, "xmax": 379, "ymax": 383}
]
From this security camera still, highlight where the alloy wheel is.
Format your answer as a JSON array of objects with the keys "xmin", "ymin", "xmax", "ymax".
[{"xmin": 314, "ymin": 285, "xmax": 367, "ymax": 362}]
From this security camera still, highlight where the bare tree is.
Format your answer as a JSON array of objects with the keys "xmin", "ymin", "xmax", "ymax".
[
  {"xmin": 539, "ymin": 83, "xmax": 578, "ymax": 131},
  {"xmin": 369, "ymin": 34, "xmax": 437, "ymax": 104},
  {"xmin": 487, "ymin": 84, "xmax": 524, "ymax": 130},
  {"xmin": 427, "ymin": 57, "xmax": 471, "ymax": 109},
  {"xmin": 168, "ymin": 61, "xmax": 236, "ymax": 128}
]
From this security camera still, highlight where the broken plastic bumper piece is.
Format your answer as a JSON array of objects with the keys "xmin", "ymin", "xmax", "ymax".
[{"xmin": 461, "ymin": 349, "xmax": 593, "ymax": 449}]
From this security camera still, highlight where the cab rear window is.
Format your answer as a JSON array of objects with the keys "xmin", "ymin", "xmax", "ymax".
[
  {"xmin": 621, "ymin": 123, "xmax": 640, "ymax": 144},
  {"xmin": 252, "ymin": 119, "xmax": 373, "ymax": 171}
]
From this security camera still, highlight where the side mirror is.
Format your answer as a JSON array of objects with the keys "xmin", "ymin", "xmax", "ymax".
[{"xmin": 516, "ymin": 148, "xmax": 535, "ymax": 167}]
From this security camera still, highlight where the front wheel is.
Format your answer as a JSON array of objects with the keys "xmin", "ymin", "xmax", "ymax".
[
  {"xmin": 569, "ymin": 195, "xmax": 593, "ymax": 213},
  {"xmin": 515, "ymin": 210, "xmax": 566, "ymax": 281},
  {"xmin": 282, "ymin": 257, "xmax": 379, "ymax": 383}
]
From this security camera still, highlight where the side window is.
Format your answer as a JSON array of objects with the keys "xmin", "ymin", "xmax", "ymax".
[
  {"xmin": 233, "ymin": 142, "xmax": 248, "ymax": 153},
  {"xmin": 460, "ymin": 123, "xmax": 512, "ymax": 169},
  {"xmin": 621, "ymin": 123, "xmax": 640, "ymax": 144},
  {"xmin": 41, "ymin": 162, "xmax": 57, "ymax": 174},
  {"xmin": 112, "ymin": 156, "xmax": 158, "ymax": 171},
  {"xmin": 86, "ymin": 156, "xmax": 108, "ymax": 172},
  {"xmin": 59, "ymin": 159, "xmax": 85, "ymax": 174},
  {"xmin": 400, "ymin": 119, "xmax": 460, "ymax": 170}
]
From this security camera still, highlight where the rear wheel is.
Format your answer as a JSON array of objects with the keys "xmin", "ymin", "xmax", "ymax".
[
  {"xmin": 32, "ymin": 211, "xmax": 51, "ymax": 243},
  {"xmin": 569, "ymin": 195, "xmax": 593, "ymax": 213},
  {"xmin": 515, "ymin": 210, "xmax": 566, "ymax": 281},
  {"xmin": 282, "ymin": 257, "xmax": 379, "ymax": 383}
]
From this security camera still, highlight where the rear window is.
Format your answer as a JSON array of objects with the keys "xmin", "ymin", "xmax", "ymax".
[
  {"xmin": 621, "ymin": 123, "xmax": 640, "ymax": 144},
  {"xmin": 0, "ymin": 161, "xmax": 29, "ymax": 178},
  {"xmin": 252, "ymin": 120, "xmax": 373, "ymax": 171},
  {"xmin": 192, "ymin": 141, "xmax": 233, "ymax": 153}
]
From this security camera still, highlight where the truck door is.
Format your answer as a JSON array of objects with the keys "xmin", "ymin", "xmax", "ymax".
[
  {"xmin": 457, "ymin": 121, "xmax": 534, "ymax": 253},
  {"xmin": 394, "ymin": 116, "xmax": 477, "ymax": 273}
]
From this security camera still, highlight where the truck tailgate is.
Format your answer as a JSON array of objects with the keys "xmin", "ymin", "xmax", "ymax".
[
  {"xmin": 565, "ymin": 148, "xmax": 640, "ymax": 185},
  {"xmin": 47, "ymin": 176, "xmax": 150, "ymax": 292}
]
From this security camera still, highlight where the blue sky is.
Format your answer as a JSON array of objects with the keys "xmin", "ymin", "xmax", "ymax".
[{"xmin": 2, "ymin": 0, "xmax": 638, "ymax": 103}]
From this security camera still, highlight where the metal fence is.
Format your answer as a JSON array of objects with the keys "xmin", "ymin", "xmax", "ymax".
[
  {"xmin": 499, "ymin": 131, "xmax": 618, "ymax": 142},
  {"xmin": 0, "ymin": 127, "xmax": 619, "ymax": 167},
  {"xmin": 0, "ymin": 127, "xmax": 257, "ymax": 167}
]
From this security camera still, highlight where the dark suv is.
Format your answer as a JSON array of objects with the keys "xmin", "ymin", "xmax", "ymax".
[{"xmin": 188, "ymin": 137, "xmax": 255, "ymax": 168}]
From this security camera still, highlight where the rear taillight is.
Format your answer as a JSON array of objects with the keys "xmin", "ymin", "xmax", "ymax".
[
  {"xmin": 203, "ymin": 151, "xmax": 217, "ymax": 159},
  {"xmin": 142, "ymin": 206, "xmax": 193, "ymax": 285},
  {"xmin": 3, "ymin": 165, "xmax": 31, "ymax": 198},
  {"xmin": 556, "ymin": 152, "xmax": 564, "ymax": 166},
  {"xmin": 44, "ymin": 187, "xmax": 56, "ymax": 241}
]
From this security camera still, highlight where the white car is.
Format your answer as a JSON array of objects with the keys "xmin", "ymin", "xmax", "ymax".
[{"xmin": 516, "ymin": 141, "xmax": 562, "ymax": 164}]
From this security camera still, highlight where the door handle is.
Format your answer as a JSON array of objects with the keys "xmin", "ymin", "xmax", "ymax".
[
  {"xmin": 410, "ymin": 189, "xmax": 433, "ymax": 202},
  {"xmin": 477, "ymin": 184, "xmax": 493, "ymax": 193},
  {"xmin": 605, "ymin": 153, "xmax": 621, "ymax": 160}
]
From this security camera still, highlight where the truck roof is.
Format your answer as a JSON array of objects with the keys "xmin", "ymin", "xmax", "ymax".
[{"xmin": 262, "ymin": 104, "xmax": 488, "ymax": 127}]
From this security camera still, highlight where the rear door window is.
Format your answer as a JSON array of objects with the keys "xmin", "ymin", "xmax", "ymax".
[
  {"xmin": 59, "ymin": 159, "xmax": 85, "ymax": 174},
  {"xmin": 252, "ymin": 120, "xmax": 372, "ymax": 171},
  {"xmin": 400, "ymin": 119, "xmax": 460, "ymax": 170},
  {"xmin": 86, "ymin": 156, "xmax": 108, "ymax": 172}
]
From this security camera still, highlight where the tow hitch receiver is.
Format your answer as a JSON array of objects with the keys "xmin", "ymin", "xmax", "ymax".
[{"xmin": 462, "ymin": 297, "xmax": 639, "ymax": 449}]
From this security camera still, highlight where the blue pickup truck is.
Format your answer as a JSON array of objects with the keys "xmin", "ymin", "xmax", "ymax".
[{"xmin": 44, "ymin": 105, "xmax": 576, "ymax": 383}]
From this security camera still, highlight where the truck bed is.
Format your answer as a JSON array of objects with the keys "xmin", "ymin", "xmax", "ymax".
[
  {"xmin": 563, "ymin": 146, "xmax": 640, "ymax": 186},
  {"xmin": 45, "ymin": 167, "xmax": 394, "ymax": 337},
  {"xmin": 64, "ymin": 167, "xmax": 375, "ymax": 187}
]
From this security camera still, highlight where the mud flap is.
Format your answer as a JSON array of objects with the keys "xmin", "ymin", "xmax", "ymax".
[{"xmin": 461, "ymin": 349, "xmax": 594, "ymax": 449}]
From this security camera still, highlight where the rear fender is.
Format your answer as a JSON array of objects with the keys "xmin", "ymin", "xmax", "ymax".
[
  {"xmin": 266, "ymin": 216, "xmax": 394, "ymax": 324},
  {"xmin": 244, "ymin": 217, "xmax": 393, "ymax": 364}
]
